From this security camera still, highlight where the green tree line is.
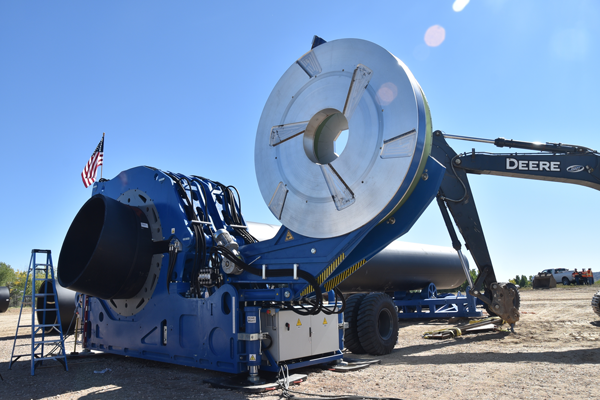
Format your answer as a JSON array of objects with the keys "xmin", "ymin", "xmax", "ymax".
[
  {"xmin": 1, "ymin": 262, "xmax": 46, "ymax": 307},
  {"xmin": 457, "ymin": 268, "xmax": 479, "ymax": 291},
  {"xmin": 456, "ymin": 269, "xmax": 533, "ymax": 291},
  {"xmin": 509, "ymin": 274, "xmax": 534, "ymax": 288}
]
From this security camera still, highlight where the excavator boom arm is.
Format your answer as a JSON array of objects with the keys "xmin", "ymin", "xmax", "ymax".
[
  {"xmin": 454, "ymin": 151, "xmax": 600, "ymax": 190},
  {"xmin": 429, "ymin": 131, "xmax": 600, "ymax": 324}
]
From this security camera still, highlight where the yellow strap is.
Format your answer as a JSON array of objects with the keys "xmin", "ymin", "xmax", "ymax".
[
  {"xmin": 422, "ymin": 327, "xmax": 462, "ymax": 339},
  {"xmin": 468, "ymin": 316, "xmax": 501, "ymax": 325}
]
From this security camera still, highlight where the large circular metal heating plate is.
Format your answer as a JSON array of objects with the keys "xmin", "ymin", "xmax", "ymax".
[{"xmin": 255, "ymin": 39, "xmax": 432, "ymax": 238}]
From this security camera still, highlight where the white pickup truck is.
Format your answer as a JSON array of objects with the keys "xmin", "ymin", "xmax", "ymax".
[{"xmin": 540, "ymin": 268, "xmax": 598, "ymax": 285}]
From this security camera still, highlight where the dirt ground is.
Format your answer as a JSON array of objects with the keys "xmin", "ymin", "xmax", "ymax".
[{"xmin": 1, "ymin": 286, "xmax": 599, "ymax": 400}]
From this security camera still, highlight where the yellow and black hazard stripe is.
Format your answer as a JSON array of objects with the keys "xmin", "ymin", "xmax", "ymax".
[
  {"xmin": 300, "ymin": 253, "xmax": 345, "ymax": 296},
  {"xmin": 323, "ymin": 259, "xmax": 366, "ymax": 292}
]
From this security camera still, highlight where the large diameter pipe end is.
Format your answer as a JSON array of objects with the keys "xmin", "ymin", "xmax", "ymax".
[
  {"xmin": 0, "ymin": 286, "xmax": 9, "ymax": 313},
  {"xmin": 58, "ymin": 194, "xmax": 154, "ymax": 299},
  {"xmin": 36, "ymin": 281, "xmax": 77, "ymax": 333}
]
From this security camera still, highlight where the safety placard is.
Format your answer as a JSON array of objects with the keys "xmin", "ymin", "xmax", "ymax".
[{"xmin": 285, "ymin": 231, "xmax": 294, "ymax": 241}]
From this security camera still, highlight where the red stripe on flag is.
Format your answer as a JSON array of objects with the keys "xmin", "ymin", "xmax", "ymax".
[{"xmin": 81, "ymin": 137, "xmax": 104, "ymax": 188}]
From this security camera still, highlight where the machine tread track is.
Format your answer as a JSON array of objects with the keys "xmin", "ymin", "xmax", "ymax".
[
  {"xmin": 356, "ymin": 293, "xmax": 398, "ymax": 355},
  {"xmin": 592, "ymin": 291, "xmax": 600, "ymax": 318},
  {"xmin": 344, "ymin": 293, "xmax": 368, "ymax": 354}
]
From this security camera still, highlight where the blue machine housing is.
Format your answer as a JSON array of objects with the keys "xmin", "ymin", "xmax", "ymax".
[{"xmin": 58, "ymin": 157, "xmax": 445, "ymax": 375}]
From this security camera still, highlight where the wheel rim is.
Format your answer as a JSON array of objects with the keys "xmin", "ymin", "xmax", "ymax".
[{"xmin": 377, "ymin": 308, "xmax": 394, "ymax": 340}]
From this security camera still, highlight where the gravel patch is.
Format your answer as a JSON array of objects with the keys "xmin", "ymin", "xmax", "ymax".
[{"xmin": 1, "ymin": 287, "xmax": 599, "ymax": 399}]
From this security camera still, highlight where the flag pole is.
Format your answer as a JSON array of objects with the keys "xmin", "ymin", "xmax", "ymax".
[{"xmin": 101, "ymin": 132, "xmax": 105, "ymax": 180}]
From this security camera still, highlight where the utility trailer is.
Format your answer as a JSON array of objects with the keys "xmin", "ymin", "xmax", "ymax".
[{"xmin": 393, "ymin": 285, "xmax": 483, "ymax": 319}]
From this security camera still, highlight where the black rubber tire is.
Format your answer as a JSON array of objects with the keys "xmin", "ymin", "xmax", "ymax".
[
  {"xmin": 562, "ymin": 277, "xmax": 570, "ymax": 286},
  {"xmin": 592, "ymin": 291, "xmax": 600, "ymax": 318},
  {"xmin": 343, "ymin": 293, "xmax": 368, "ymax": 354},
  {"xmin": 356, "ymin": 293, "xmax": 399, "ymax": 355}
]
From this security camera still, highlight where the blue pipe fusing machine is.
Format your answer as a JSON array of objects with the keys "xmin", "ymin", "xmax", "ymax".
[
  {"xmin": 57, "ymin": 37, "xmax": 519, "ymax": 380},
  {"xmin": 57, "ymin": 38, "xmax": 443, "ymax": 380},
  {"xmin": 59, "ymin": 160, "xmax": 442, "ymax": 377}
]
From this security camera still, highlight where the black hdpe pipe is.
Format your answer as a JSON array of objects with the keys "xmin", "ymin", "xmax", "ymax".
[
  {"xmin": 337, "ymin": 241, "xmax": 467, "ymax": 293},
  {"xmin": 36, "ymin": 281, "xmax": 76, "ymax": 333},
  {"xmin": 246, "ymin": 222, "xmax": 467, "ymax": 293},
  {"xmin": 58, "ymin": 194, "xmax": 155, "ymax": 299},
  {"xmin": 0, "ymin": 286, "xmax": 9, "ymax": 313}
]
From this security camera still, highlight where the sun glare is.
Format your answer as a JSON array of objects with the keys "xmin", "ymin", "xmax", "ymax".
[
  {"xmin": 452, "ymin": 0, "xmax": 470, "ymax": 12},
  {"xmin": 377, "ymin": 82, "xmax": 398, "ymax": 105},
  {"xmin": 424, "ymin": 25, "xmax": 446, "ymax": 47}
]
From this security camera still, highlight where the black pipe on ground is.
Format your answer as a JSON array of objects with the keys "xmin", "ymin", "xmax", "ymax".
[
  {"xmin": 337, "ymin": 241, "xmax": 466, "ymax": 293},
  {"xmin": 247, "ymin": 222, "xmax": 467, "ymax": 293},
  {"xmin": 0, "ymin": 286, "xmax": 9, "ymax": 313},
  {"xmin": 36, "ymin": 281, "xmax": 77, "ymax": 333}
]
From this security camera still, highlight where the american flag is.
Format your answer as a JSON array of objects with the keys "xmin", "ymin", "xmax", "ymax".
[{"xmin": 81, "ymin": 136, "xmax": 104, "ymax": 188}]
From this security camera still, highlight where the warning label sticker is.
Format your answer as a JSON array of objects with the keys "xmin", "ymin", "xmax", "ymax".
[
  {"xmin": 249, "ymin": 354, "xmax": 256, "ymax": 361},
  {"xmin": 296, "ymin": 319, "xmax": 302, "ymax": 327},
  {"xmin": 247, "ymin": 316, "xmax": 257, "ymax": 324},
  {"xmin": 285, "ymin": 231, "xmax": 294, "ymax": 241},
  {"xmin": 323, "ymin": 318, "xmax": 328, "ymax": 326}
]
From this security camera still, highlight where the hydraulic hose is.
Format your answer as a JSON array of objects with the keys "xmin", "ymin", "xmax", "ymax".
[{"xmin": 214, "ymin": 245, "xmax": 324, "ymax": 315}]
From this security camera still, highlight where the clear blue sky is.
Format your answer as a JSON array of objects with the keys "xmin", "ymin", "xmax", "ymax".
[{"xmin": 1, "ymin": 1, "xmax": 598, "ymax": 282}]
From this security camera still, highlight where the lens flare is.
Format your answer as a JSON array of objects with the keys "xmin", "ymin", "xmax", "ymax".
[
  {"xmin": 377, "ymin": 82, "xmax": 398, "ymax": 105},
  {"xmin": 424, "ymin": 25, "xmax": 446, "ymax": 47},
  {"xmin": 452, "ymin": 0, "xmax": 470, "ymax": 12}
]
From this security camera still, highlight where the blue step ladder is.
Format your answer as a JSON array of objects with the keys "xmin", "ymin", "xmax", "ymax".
[{"xmin": 9, "ymin": 250, "xmax": 69, "ymax": 375}]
